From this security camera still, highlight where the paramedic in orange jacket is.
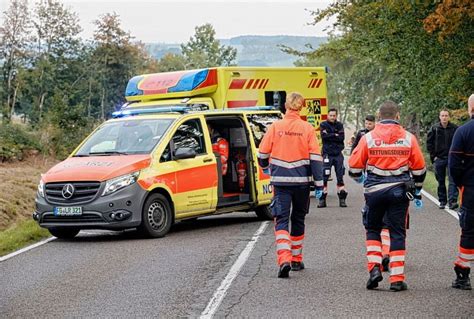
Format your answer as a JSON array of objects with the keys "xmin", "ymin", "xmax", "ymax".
[
  {"xmin": 349, "ymin": 101, "xmax": 426, "ymax": 291},
  {"xmin": 258, "ymin": 92, "xmax": 324, "ymax": 278}
]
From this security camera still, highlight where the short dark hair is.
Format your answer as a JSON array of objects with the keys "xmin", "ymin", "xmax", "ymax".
[
  {"xmin": 379, "ymin": 101, "xmax": 399, "ymax": 120},
  {"xmin": 365, "ymin": 115, "xmax": 375, "ymax": 122},
  {"xmin": 328, "ymin": 108, "xmax": 338, "ymax": 114}
]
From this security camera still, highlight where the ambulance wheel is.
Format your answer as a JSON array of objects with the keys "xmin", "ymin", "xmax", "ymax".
[
  {"xmin": 255, "ymin": 205, "xmax": 272, "ymax": 220},
  {"xmin": 138, "ymin": 193, "xmax": 173, "ymax": 238},
  {"xmin": 48, "ymin": 227, "xmax": 80, "ymax": 239}
]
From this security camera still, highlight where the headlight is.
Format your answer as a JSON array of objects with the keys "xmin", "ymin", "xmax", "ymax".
[
  {"xmin": 38, "ymin": 180, "xmax": 45, "ymax": 198},
  {"xmin": 102, "ymin": 171, "xmax": 139, "ymax": 196}
]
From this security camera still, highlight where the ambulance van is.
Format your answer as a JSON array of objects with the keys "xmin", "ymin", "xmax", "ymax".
[
  {"xmin": 125, "ymin": 67, "xmax": 329, "ymax": 138},
  {"xmin": 33, "ymin": 107, "xmax": 281, "ymax": 239}
]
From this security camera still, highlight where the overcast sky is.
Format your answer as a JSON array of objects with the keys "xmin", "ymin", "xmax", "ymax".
[{"xmin": 0, "ymin": 0, "xmax": 334, "ymax": 43}]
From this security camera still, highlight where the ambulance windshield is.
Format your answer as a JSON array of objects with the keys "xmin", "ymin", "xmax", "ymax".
[{"xmin": 74, "ymin": 118, "xmax": 174, "ymax": 156}]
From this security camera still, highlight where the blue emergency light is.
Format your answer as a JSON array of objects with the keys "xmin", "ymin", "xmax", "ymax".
[{"xmin": 112, "ymin": 106, "xmax": 190, "ymax": 118}]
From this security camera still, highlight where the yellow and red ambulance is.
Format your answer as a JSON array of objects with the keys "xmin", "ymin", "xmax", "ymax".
[
  {"xmin": 33, "ymin": 67, "xmax": 329, "ymax": 239},
  {"xmin": 125, "ymin": 67, "xmax": 329, "ymax": 138},
  {"xmin": 33, "ymin": 107, "xmax": 282, "ymax": 239}
]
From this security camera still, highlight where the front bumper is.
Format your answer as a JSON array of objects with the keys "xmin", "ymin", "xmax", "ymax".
[{"xmin": 34, "ymin": 182, "xmax": 147, "ymax": 230}]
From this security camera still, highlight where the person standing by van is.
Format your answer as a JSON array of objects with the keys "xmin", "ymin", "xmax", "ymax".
[
  {"xmin": 258, "ymin": 92, "xmax": 324, "ymax": 278},
  {"xmin": 427, "ymin": 109, "xmax": 458, "ymax": 209},
  {"xmin": 318, "ymin": 108, "xmax": 347, "ymax": 208}
]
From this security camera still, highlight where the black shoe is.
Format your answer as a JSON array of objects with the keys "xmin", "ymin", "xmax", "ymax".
[
  {"xmin": 366, "ymin": 265, "xmax": 383, "ymax": 289},
  {"xmin": 381, "ymin": 256, "xmax": 390, "ymax": 272},
  {"xmin": 317, "ymin": 198, "xmax": 327, "ymax": 208},
  {"xmin": 448, "ymin": 203, "xmax": 459, "ymax": 210},
  {"xmin": 452, "ymin": 266, "xmax": 472, "ymax": 290},
  {"xmin": 339, "ymin": 198, "xmax": 347, "ymax": 207},
  {"xmin": 291, "ymin": 261, "xmax": 305, "ymax": 271},
  {"xmin": 278, "ymin": 263, "xmax": 291, "ymax": 278},
  {"xmin": 390, "ymin": 281, "xmax": 408, "ymax": 291},
  {"xmin": 439, "ymin": 203, "xmax": 446, "ymax": 209}
]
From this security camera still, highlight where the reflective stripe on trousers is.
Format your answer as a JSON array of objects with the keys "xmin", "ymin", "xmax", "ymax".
[
  {"xmin": 275, "ymin": 229, "xmax": 292, "ymax": 265},
  {"xmin": 366, "ymin": 240, "xmax": 382, "ymax": 271},
  {"xmin": 389, "ymin": 250, "xmax": 406, "ymax": 283},
  {"xmin": 381, "ymin": 228, "xmax": 390, "ymax": 257},
  {"xmin": 290, "ymin": 234, "xmax": 304, "ymax": 262},
  {"xmin": 455, "ymin": 247, "xmax": 474, "ymax": 269}
]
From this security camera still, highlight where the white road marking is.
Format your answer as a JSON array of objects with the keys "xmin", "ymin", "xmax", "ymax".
[
  {"xmin": 0, "ymin": 237, "xmax": 55, "ymax": 262},
  {"xmin": 200, "ymin": 221, "xmax": 270, "ymax": 319},
  {"xmin": 421, "ymin": 189, "xmax": 459, "ymax": 220}
]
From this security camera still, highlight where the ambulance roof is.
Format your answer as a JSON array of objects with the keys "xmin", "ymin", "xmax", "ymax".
[{"xmin": 125, "ymin": 68, "xmax": 218, "ymax": 102}]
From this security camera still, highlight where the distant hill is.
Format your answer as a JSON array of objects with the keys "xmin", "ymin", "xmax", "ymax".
[{"xmin": 145, "ymin": 35, "xmax": 327, "ymax": 67}]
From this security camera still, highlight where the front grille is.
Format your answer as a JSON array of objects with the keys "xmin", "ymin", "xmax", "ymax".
[
  {"xmin": 42, "ymin": 213, "xmax": 105, "ymax": 223},
  {"xmin": 45, "ymin": 182, "xmax": 101, "ymax": 204}
]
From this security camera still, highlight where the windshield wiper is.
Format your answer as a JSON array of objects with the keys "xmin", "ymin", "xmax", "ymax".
[
  {"xmin": 73, "ymin": 154, "xmax": 89, "ymax": 157},
  {"xmin": 88, "ymin": 151, "xmax": 129, "ymax": 156}
]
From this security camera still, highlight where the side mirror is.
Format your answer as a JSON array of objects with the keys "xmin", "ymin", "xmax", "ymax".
[{"xmin": 174, "ymin": 147, "xmax": 196, "ymax": 160}]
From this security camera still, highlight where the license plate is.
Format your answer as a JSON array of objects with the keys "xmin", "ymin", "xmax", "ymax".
[{"xmin": 54, "ymin": 206, "xmax": 82, "ymax": 216}]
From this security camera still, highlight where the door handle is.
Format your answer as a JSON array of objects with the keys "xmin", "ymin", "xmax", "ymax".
[{"xmin": 203, "ymin": 157, "xmax": 213, "ymax": 163}]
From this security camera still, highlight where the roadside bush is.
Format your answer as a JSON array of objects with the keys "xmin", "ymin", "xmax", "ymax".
[
  {"xmin": 0, "ymin": 123, "xmax": 42, "ymax": 162},
  {"xmin": 39, "ymin": 94, "xmax": 98, "ymax": 159}
]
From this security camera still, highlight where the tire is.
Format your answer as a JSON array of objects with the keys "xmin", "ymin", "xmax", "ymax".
[
  {"xmin": 138, "ymin": 193, "xmax": 173, "ymax": 238},
  {"xmin": 48, "ymin": 227, "xmax": 80, "ymax": 239},
  {"xmin": 255, "ymin": 205, "xmax": 272, "ymax": 220}
]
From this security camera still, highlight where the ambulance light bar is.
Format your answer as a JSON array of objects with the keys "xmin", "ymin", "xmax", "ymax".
[{"xmin": 112, "ymin": 106, "xmax": 190, "ymax": 118}]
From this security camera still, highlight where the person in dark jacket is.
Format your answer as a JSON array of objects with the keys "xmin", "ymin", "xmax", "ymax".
[
  {"xmin": 427, "ymin": 110, "xmax": 458, "ymax": 209},
  {"xmin": 351, "ymin": 115, "xmax": 376, "ymax": 154},
  {"xmin": 318, "ymin": 108, "xmax": 347, "ymax": 208},
  {"xmin": 448, "ymin": 94, "xmax": 474, "ymax": 290}
]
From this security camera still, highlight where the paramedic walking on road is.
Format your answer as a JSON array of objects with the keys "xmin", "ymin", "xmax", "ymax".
[
  {"xmin": 258, "ymin": 92, "xmax": 324, "ymax": 278},
  {"xmin": 427, "ymin": 110, "xmax": 458, "ymax": 210},
  {"xmin": 349, "ymin": 101, "xmax": 426, "ymax": 291},
  {"xmin": 319, "ymin": 108, "xmax": 347, "ymax": 208},
  {"xmin": 449, "ymin": 94, "xmax": 474, "ymax": 290}
]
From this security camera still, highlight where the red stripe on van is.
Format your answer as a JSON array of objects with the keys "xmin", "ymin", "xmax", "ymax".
[
  {"xmin": 227, "ymin": 100, "xmax": 258, "ymax": 108},
  {"xmin": 138, "ymin": 164, "xmax": 217, "ymax": 193},
  {"xmin": 315, "ymin": 79, "xmax": 323, "ymax": 88},
  {"xmin": 245, "ymin": 79, "xmax": 255, "ymax": 89},
  {"xmin": 252, "ymin": 79, "xmax": 261, "ymax": 89},
  {"xmin": 229, "ymin": 79, "xmax": 247, "ymax": 89}
]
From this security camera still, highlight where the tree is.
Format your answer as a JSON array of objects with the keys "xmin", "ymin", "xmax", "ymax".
[
  {"xmin": 157, "ymin": 53, "xmax": 187, "ymax": 72},
  {"xmin": 92, "ymin": 12, "xmax": 157, "ymax": 119},
  {"xmin": 181, "ymin": 23, "xmax": 237, "ymax": 68},
  {"xmin": 30, "ymin": 0, "xmax": 83, "ymax": 122},
  {"xmin": 290, "ymin": 0, "xmax": 473, "ymax": 132},
  {"xmin": 0, "ymin": 0, "xmax": 32, "ymax": 122}
]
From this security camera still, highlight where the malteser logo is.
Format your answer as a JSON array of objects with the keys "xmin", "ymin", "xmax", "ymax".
[{"xmin": 284, "ymin": 131, "xmax": 303, "ymax": 137}]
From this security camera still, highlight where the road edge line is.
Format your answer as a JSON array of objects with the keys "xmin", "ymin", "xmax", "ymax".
[
  {"xmin": 421, "ymin": 189, "xmax": 459, "ymax": 220},
  {"xmin": 0, "ymin": 237, "xmax": 56, "ymax": 262},
  {"xmin": 200, "ymin": 221, "xmax": 270, "ymax": 319}
]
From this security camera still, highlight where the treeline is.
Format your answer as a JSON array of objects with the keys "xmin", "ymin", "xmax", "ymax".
[
  {"xmin": 284, "ymin": 0, "xmax": 473, "ymax": 133},
  {"xmin": 0, "ymin": 0, "xmax": 235, "ymax": 159}
]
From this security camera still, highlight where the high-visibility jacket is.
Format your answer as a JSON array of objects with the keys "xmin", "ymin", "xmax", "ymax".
[
  {"xmin": 212, "ymin": 136, "xmax": 229, "ymax": 175},
  {"xmin": 348, "ymin": 120, "xmax": 426, "ymax": 191},
  {"xmin": 257, "ymin": 110, "xmax": 324, "ymax": 188}
]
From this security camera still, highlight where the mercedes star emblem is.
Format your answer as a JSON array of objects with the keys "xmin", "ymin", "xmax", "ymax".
[{"xmin": 62, "ymin": 184, "xmax": 75, "ymax": 199}]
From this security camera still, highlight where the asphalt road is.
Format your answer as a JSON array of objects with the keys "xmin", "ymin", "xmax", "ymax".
[{"xmin": 1, "ymin": 177, "xmax": 472, "ymax": 318}]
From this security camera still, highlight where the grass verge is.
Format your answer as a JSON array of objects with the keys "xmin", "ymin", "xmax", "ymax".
[
  {"xmin": 0, "ymin": 219, "xmax": 50, "ymax": 257},
  {"xmin": 423, "ymin": 170, "xmax": 437, "ymax": 197}
]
